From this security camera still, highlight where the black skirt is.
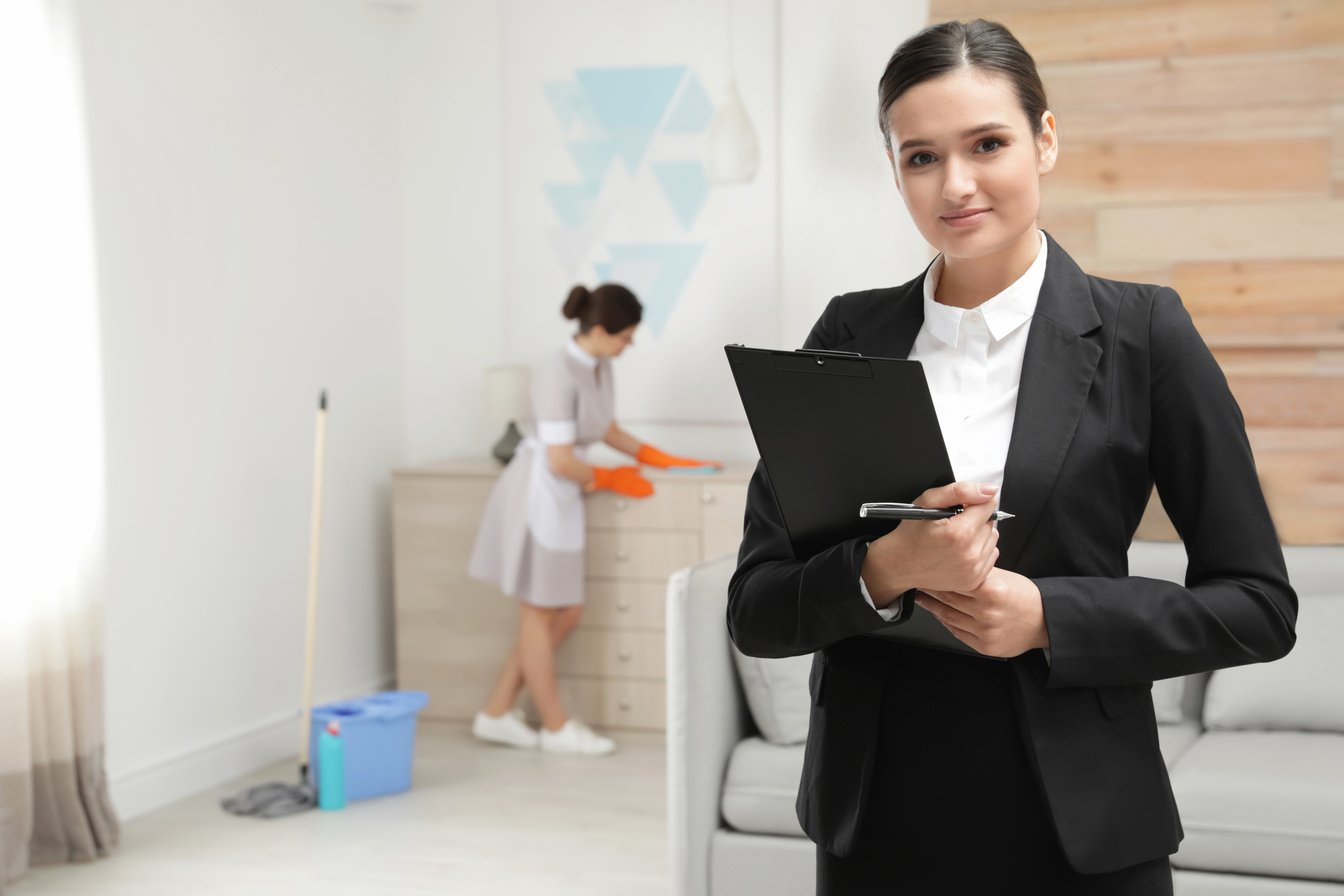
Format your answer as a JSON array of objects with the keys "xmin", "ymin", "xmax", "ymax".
[{"xmin": 815, "ymin": 645, "xmax": 1172, "ymax": 896}]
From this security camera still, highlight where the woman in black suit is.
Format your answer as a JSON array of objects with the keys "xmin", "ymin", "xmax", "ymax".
[{"xmin": 728, "ymin": 19, "xmax": 1297, "ymax": 895}]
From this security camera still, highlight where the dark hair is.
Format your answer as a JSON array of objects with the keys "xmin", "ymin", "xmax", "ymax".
[
  {"xmin": 562, "ymin": 283, "xmax": 643, "ymax": 335},
  {"xmin": 877, "ymin": 19, "xmax": 1048, "ymax": 150}
]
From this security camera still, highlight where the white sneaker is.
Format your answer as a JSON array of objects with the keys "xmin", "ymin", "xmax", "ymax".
[
  {"xmin": 472, "ymin": 709, "xmax": 539, "ymax": 749},
  {"xmin": 539, "ymin": 719, "xmax": 615, "ymax": 756}
]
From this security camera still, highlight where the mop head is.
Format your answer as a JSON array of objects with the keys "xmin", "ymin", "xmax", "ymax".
[{"xmin": 220, "ymin": 778, "xmax": 316, "ymax": 819}]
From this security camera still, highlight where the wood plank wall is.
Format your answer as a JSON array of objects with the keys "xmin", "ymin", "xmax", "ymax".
[{"xmin": 928, "ymin": 0, "xmax": 1344, "ymax": 544}]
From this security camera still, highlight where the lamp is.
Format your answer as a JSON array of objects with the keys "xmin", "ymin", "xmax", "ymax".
[
  {"xmin": 705, "ymin": 0, "xmax": 760, "ymax": 184},
  {"xmin": 483, "ymin": 365, "xmax": 532, "ymax": 465}
]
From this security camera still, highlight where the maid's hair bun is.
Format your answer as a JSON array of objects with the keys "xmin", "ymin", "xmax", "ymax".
[{"xmin": 562, "ymin": 285, "xmax": 591, "ymax": 320}]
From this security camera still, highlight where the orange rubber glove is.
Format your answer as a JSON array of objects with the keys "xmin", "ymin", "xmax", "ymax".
[
  {"xmin": 636, "ymin": 444, "xmax": 723, "ymax": 470},
  {"xmin": 587, "ymin": 465, "xmax": 654, "ymax": 498}
]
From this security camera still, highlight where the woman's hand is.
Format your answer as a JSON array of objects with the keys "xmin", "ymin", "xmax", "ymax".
[
  {"xmin": 860, "ymin": 481, "xmax": 1001, "ymax": 606},
  {"xmin": 916, "ymin": 568, "xmax": 1049, "ymax": 658}
]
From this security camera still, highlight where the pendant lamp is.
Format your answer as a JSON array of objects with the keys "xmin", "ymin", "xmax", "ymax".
[{"xmin": 705, "ymin": 0, "xmax": 759, "ymax": 184}]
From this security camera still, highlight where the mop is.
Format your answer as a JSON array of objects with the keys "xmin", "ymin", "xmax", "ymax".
[{"xmin": 221, "ymin": 390, "xmax": 328, "ymax": 818}]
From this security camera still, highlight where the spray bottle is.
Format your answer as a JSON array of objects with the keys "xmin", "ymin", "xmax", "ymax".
[{"xmin": 317, "ymin": 719, "xmax": 346, "ymax": 810}]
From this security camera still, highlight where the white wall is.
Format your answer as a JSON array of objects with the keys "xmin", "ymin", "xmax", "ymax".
[
  {"xmin": 779, "ymin": 0, "xmax": 931, "ymax": 344},
  {"xmin": 72, "ymin": 0, "xmax": 931, "ymax": 818},
  {"xmin": 488, "ymin": 0, "xmax": 930, "ymax": 466},
  {"xmin": 75, "ymin": 0, "xmax": 413, "ymax": 817},
  {"xmin": 395, "ymin": 0, "xmax": 504, "ymax": 462}
]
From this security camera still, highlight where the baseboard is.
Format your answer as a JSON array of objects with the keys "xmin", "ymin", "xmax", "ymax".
[{"xmin": 109, "ymin": 673, "xmax": 395, "ymax": 821}]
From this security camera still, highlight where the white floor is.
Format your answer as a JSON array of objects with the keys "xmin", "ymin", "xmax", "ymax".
[{"xmin": 13, "ymin": 721, "xmax": 670, "ymax": 896}]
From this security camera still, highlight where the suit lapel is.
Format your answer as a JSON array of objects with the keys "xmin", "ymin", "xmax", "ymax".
[
  {"xmin": 997, "ymin": 235, "xmax": 1103, "ymax": 570},
  {"xmin": 831, "ymin": 277, "xmax": 927, "ymax": 360}
]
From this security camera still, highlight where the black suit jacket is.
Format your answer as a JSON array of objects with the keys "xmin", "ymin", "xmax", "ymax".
[{"xmin": 727, "ymin": 234, "xmax": 1297, "ymax": 874}]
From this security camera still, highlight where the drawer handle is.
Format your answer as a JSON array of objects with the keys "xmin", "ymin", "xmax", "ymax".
[
  {"xmin": 617, "ymin": 600, "xmax": 631, "ymax": 613},
  {"xmin": 616, "ymin": 498, "xmax": 628, "ymax": 512},
  {"xmin": 703, "ymin": 492, "xmax": 716, "ymax": 504},
  {"xmin": 616, "ymin": 549, "xmax": 629, "ymax": 562},
  {"xmin": 618, "ymin": 698, "xmax": 633, "ymax": 711},
  {"xmin": 618, "ymin": 649, "xmax": 633, "ymax": 661}
]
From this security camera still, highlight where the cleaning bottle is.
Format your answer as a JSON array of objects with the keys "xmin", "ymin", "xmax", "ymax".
[{"xmin": 317, "ymin": 719, "xmax": 346, "ymax": 810}]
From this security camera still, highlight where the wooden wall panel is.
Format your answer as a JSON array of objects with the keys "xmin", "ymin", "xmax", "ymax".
[
  {"xmin": 1173, "ymin": 261, "xmax": 1344, "ymax": 316},
  {"xmin": 966, "ymin": 1, "xmax": 1279, "ymax": 64},
  {"xmin": 1044, "ymin": 139, "xmax": 1329, "ymax": 205},
  {"xmin": 1095, "ymin": 200, "xmax": 1344, "ymax": 262},
  {"xmin": 1061, "ymin": 104, "xmax": 1331, "ymax": 147},
  {"xmin": 1279, "ymin": 0, "xmax": 1344, "ymax": 50},
  {"xmin": 1041, "ymin": 49, "xmax": 1344, "ymax": 115},
  {"xmin": 1333, "ymin": 105, "xmax": 1344, "ymax": 195},
  {"xmin": 924, "ymin": 2, "xmax": 1344, "ymax": 543}
]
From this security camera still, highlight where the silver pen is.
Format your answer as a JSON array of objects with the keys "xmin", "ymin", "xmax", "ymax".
[{"xmin": 859, "ymin": 502, "xmax": 1014, "ymax": 522}]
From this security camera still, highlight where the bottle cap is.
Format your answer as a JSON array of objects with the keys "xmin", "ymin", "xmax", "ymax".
[{"xmin": 325, "ymin": 719, "xmax": 341, "ymax": 736}]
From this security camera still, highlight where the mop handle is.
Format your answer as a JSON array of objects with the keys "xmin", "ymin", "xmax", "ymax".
[{"xmin": 298, "ymin": 390, "xmax": 328, "ymax": 776}]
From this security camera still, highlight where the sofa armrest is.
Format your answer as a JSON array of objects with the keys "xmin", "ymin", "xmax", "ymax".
[{"xmin": 667, "ymin": 554, "xmax": 755, "ymax": 896}]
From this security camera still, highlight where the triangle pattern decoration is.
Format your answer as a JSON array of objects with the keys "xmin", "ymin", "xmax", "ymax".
[
  {"xmin": 605, "ymin": 242, "xmax": 705, "ymax": 337},
  {"xmin": 565, "ymin": 138, "xmax": 620, "ymax": 187},
  {"xmin": 543, "ymin": 181, "xmax": 601, "ymax": 230},
  {"xmin": 651, "ymin": 161, "xmax": 711, "ymax": 231},
  {"xmin": 543, "ymin": 81, "xmax": 583, "ymax": 132},
  {"xmin": 663, "ymin": 73, "xmax": 714, "ymax": 135},
  {"xmin": 575, "ymin": 66, "xmax": 687, "ymax": 172}
]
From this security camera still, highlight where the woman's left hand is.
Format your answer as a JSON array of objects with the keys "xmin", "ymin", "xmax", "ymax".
[{"xmin": 915, "ymin": 568, "xmax": 1050, "ymax": 658}]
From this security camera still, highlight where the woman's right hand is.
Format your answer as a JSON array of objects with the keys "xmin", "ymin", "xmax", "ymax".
[
  {"xmin": 859, "ymin": 481, "xmax": 1001, "ymax": 608},
  {"xmin": 586, "ymin": 465, "xmax": 655, "ymax": 498}
]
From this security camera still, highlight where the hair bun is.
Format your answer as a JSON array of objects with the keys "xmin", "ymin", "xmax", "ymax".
[{"xmin": 562, "ymin": 285, "xmax": 591, "ymax": 320}]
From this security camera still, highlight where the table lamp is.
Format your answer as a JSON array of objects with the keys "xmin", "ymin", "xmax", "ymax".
[{"xmin": 483, "ymin": 364, "xmax": 532, "ymax": 465}]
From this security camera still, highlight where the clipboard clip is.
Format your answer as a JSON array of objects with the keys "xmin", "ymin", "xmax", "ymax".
[{"xmin": 798, "ymin": 348, "xmax": 863, "ymax": 367}]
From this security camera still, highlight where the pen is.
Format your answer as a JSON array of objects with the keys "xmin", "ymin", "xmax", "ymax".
[{"xmin": 859, "ymin": 502, "xmax": 1014, "ymax": 522}]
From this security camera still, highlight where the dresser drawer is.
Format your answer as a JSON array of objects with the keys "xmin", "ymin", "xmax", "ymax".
[
  {"xmin": 557, "ymin": 628, "xmax": 665, "ymax": 679},
  {"xmin": 584, "ymin": 580, "xmax": 667, "ymax": 630},
  {"xmin": 585, "ymin": 481, "xmax": 699, "ymax": 529},
  {"xmin": 585, "ymin": 530, "xmax": 701, "ymax": 581},
  {"xmin": 556, "ymin": 676, "xmax": 667, "ymax": 731},
  {"xmin": 700, "ymin": 481, "xmax": 749, "ymax": 562}
]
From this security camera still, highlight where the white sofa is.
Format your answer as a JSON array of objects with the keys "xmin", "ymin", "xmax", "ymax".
[{"xmin": 667, "ymin": 541, "xmax": 1344, "ymax": 895}]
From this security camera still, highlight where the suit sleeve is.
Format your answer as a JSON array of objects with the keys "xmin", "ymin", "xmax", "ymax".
[
  {"xmin": 727, "ymin": 297, "xmax": 894, "ymax": 658},
  {"xmin": 1037, "ymin": 287, "xmax": 1297, "ymax": 688}
]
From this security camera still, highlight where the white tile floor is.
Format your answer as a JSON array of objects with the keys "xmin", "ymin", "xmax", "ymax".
[{"xmin": 12, "ymin": 721, "xmax": 670, "ymax": 896}]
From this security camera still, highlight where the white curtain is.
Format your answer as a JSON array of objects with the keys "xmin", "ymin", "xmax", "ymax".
[{"xmin": 0, "ymin": 0, "xmax": 119, "ymax": 888}]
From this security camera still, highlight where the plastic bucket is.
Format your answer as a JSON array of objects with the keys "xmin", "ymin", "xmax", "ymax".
[{"xmin": 308, "ymin": 690, "xmax": 429, "ymax": 802}]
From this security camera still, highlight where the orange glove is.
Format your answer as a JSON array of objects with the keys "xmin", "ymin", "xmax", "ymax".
[
  {"xmin": 587, "ymin": 465, "xmax": 654, "ymax": 498},
  {"xmin": 636, "ymin": 444, "xmax": 723, "ymax": 470}
]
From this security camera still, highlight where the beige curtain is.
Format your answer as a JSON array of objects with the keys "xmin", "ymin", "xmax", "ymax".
[{"xmin": 0, "ymin": 0, "xmax": 119, "ymax": 889}]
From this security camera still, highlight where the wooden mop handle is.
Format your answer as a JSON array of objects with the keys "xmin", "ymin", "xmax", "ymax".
[{"xmin": 298, "ymin": 390, "xmax": 328, "ymax": 775}]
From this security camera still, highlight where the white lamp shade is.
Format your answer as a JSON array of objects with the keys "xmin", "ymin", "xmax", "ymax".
[
  {"xmin": 482, "ymin": 365, "xmax": 532, "ymax": 431},
  {"xmin": 706, "ymin": 80, "xmax": 760, "ymax": 184}
]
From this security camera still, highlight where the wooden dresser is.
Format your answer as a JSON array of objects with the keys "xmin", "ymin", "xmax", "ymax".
[{"xmin": 391, "ymin": 457, "xmax": 753, "ymax": 731}]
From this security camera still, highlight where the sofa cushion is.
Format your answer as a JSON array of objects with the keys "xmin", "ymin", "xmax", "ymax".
[
  {"xmin": 1169, "ymin": 730, "xmax": 1344, "ymax": 882},
  {"xmin": 1152, "ymin": 677, "xmax": 1186, "ymax": 724},
  {"xmin": 720, "ymin": 736, "xmax": 806, "ymax": 837},
  {"xmin": 730, "ymin": 647, "xmax": 812, "ymax": 745},
  {"xmin": 1157, "ymin": 720, "xmax": 1201, "ymax": 769},
  {"xmin": 1204, "ymin": 594, "xmax": 1344, "ymax": 733}
]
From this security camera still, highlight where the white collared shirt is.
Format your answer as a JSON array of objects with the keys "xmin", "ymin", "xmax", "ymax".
[
  {"xmin": 564, "ymin": 336, "xmax": 599, "ymax": 370},
  {"xmin": 864, "ymin": 231, "xmax": 1047, "ymax": 620}
]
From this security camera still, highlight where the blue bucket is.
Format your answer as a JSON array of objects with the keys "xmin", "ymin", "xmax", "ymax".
[{"xmin": 308, "ymin": 690, "xmax": 429, "ymax": 802}]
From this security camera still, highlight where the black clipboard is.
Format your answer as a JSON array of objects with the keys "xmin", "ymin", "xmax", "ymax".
[{"xmin": 725, "ymin": 344, "xmax": 999, "ymax": 659}]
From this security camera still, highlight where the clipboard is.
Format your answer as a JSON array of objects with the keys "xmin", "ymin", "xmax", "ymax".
[{"xmin": 725, "ymin": 344, "xmax": 1000, "ymax": 659}]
